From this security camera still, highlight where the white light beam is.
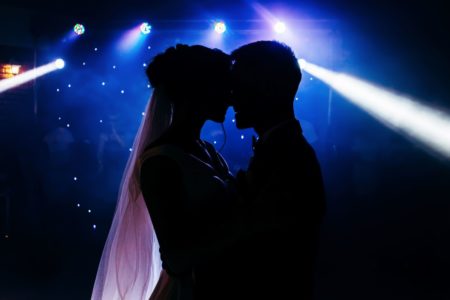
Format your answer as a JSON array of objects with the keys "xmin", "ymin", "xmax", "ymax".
[
  {"xmin": 0, "ymin": 59, "xmax": 65, "ymax": 94},
  {"xmin": 300, "ymin": 59, "xmax": 450, "ymax": 159}
]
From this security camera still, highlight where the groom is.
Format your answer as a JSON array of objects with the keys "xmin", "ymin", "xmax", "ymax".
[{"xmin": 227, "ymin": 41, "xmax": 326, "ymax": 299}]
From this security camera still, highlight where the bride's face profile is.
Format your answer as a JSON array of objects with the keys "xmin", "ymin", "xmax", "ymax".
[
  {"xmin": 199, "ymin": 65, "xmax": 231, "ymax": 123},
  {"xmin": 146, "ymin": 44, "xmax": 231, "ymax": 124}
]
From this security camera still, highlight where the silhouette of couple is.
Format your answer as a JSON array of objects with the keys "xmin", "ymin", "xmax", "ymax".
[{"xmin": 92, "ymin": 41, "xmax": 326, "ymax": 300}]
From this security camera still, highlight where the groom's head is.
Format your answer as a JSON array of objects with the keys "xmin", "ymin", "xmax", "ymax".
[{"xmin": 230, "ymin": 40, "xmax": 302, "ymax": 129}]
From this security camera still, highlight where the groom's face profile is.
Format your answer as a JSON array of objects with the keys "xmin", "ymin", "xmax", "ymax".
[{"xmin": 230, "ymin": 61, "xmax": 260, "ymax": 129}]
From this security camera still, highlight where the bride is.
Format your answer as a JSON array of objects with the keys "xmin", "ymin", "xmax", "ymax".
[{"xmin": 91, "ymin": 44, "xmax": 241, "ymax": 300}]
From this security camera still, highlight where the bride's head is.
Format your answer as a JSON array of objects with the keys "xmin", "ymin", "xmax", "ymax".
[{"xmin": 146, "ymin": 44, "xmax": 231, "ymax": 124}]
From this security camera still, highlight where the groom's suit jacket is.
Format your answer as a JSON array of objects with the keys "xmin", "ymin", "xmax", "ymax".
[{"xmin": 233, "ymin": 118, "xmax": 326, "ymax": 299}]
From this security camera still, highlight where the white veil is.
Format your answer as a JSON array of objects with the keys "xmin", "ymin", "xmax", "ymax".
[{"xmin": 92, "ymin": 89, "xmax": 172, "ymax": 300}]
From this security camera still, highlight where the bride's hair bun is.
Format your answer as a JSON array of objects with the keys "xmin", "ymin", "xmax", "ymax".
[
  {"xmin": 145, "ymin": 44, "xmax": 191, "ymax": 89},
  {"xmin": 145, "ymin": 44, "xmax": 230, "ymax": 102}
]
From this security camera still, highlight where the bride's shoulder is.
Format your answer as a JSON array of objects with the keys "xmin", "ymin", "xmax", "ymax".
[{"xmin": 141, "ymin": 142, "xmax": 183, "ymax": 163}]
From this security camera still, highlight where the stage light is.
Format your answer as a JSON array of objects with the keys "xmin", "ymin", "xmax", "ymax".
[
  {"xmin": 11, "ymin": 65, "xmax": 20, "ymax": 74},
  {"xmin": 140, "ymin": 22, "xmax": 152, "ymax": 35},
  {"xmin": 55, "ymin": 58, "xmax": 65, "ymax": 69},
  {"xmin": 298, "ymin": 58, "xmax": 306, "ymax": 70},
  {"xmin": 0, "ymin": 59, "xmax": 65, "ymax": 93},
  {"xmin": 119, "ymin": 23, "xmax": 150, "ymax": 51},
  {"xmin": 300, "ymin": 59, "xmax": 450, "ymax": 159},
  {"xmin": 0, "ymin": 64, "xmax": 22, "ymax": 79},
  {"xmin": 73, "ymin": 23, "xmax": 85, "ymax": 35},
  {"xmin": 274, "ymin": 21, "xmax": 286, "ymax": 33},
  {"xmin": 214, "ymin": 21, "xmax": 227, "ymax": 34}
]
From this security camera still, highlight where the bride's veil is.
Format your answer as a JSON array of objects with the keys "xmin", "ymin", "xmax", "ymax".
[{"xmin": 92, "ymin": 88, "xmax": 172, "ymax": 300}]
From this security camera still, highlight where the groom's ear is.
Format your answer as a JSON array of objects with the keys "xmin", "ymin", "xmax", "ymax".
[{"xmin": 262, "ymin": 78, "xmax": 277, "ymax": 97}]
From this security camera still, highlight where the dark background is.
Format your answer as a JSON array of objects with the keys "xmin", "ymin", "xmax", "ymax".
[{"xmin": 0, "ymin": 0, "xmax": 449, "ymax": 299}]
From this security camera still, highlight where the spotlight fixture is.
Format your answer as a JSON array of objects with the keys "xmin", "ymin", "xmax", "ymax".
[
  {"xmin": 140, "ymin": 22, "xmax": 152, "ymax": 35},
  {"xmin": 73, "ymin": 23, "xmax": 85, "ymax": 35},
  {"xmin": 298, "ymin": 59, "xmax": 306, "ymax": 70},
  {"xmin": 214, "ymin": 21, "xmax": 227, "ymax": 34},
  {"xmin": 55, "ymin": 59, "xmax": 65, "ymax": 69},
  {"xmin": 274, "ymin": 21, "xmax": 286, "ymax": 33}
]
